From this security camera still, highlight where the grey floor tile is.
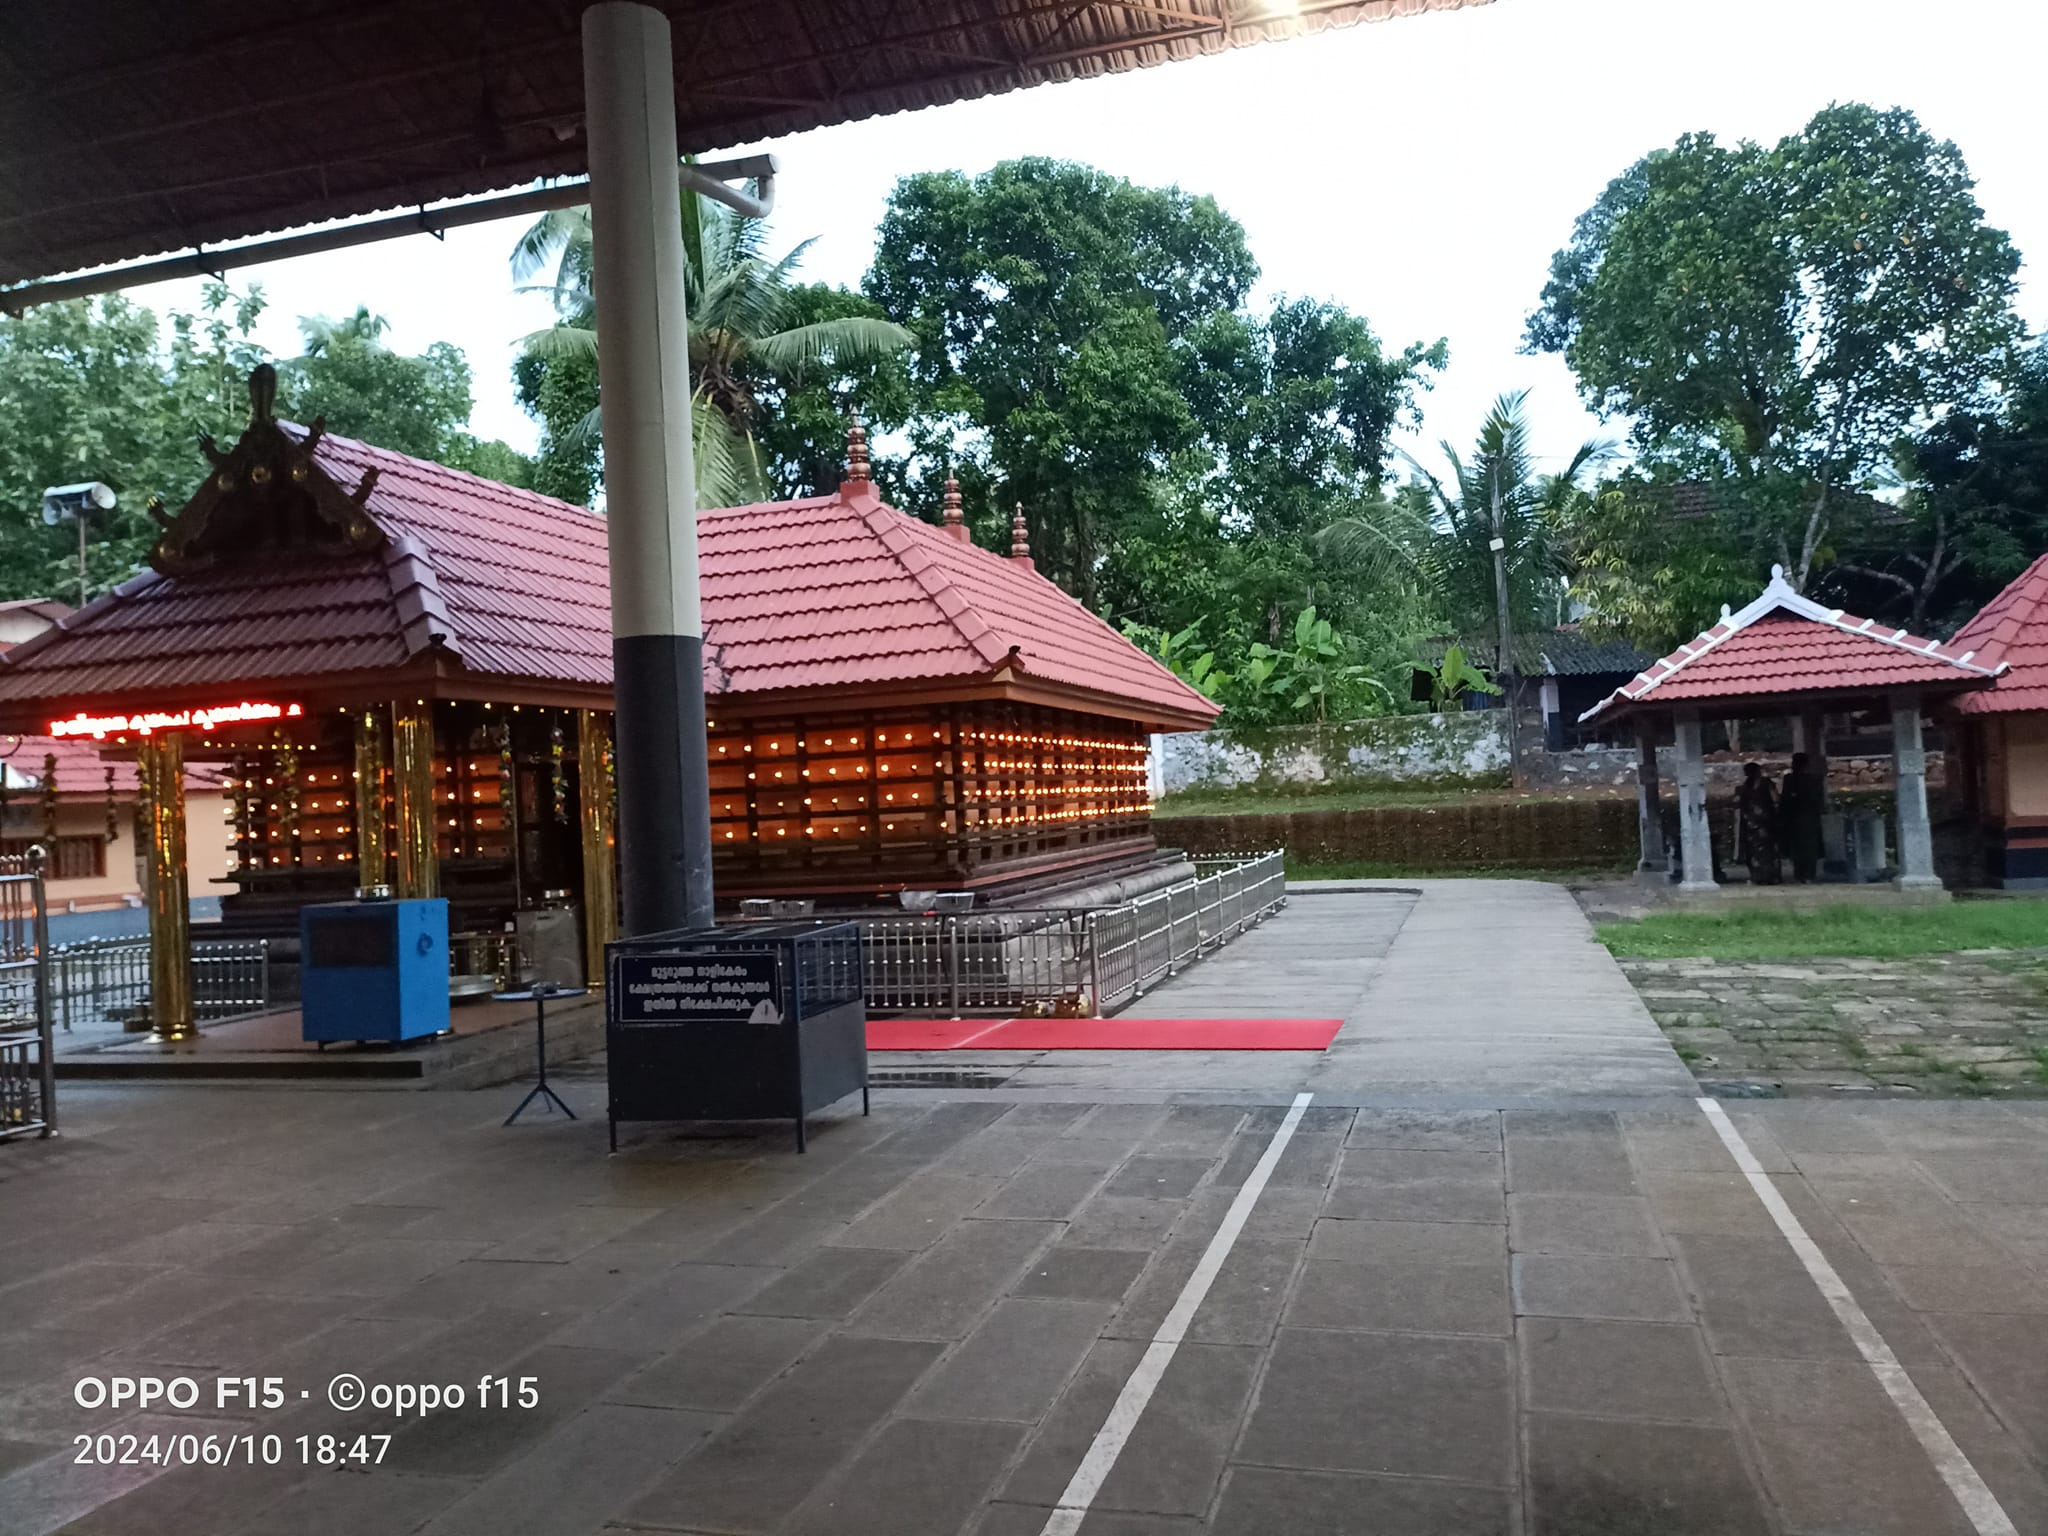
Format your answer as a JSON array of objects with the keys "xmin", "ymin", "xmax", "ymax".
[
  {"xmin": 1880, "ymin": 1261, "xmax": 2048, "ymax": 1314},
  {"xmin": 622, "ymin": 1334, "xmax": 945, "ymax": 1534},
  {"xmin": 734, "ymin": 1247, "xmax": 907, "ymax": 1320},
  {"xmin": 554, "ymin": 1261, "xmax": 774, "ymax": 1350},
  {"xmin": 1837, "ymin": 1209, "xmax": 2015, "ymax": 1268},
  {"xmin": 908, "ymin": 1298, "xmax": 1113, "ymax": 1422},
  {"xmin": 1924, "ymin": 1313, "xmax": 2048, "ymax": 1460},
  {"xmin": 1104, "ymin": 1157, "xmax": 1215, "ymax": 1201},
  {"xmin": 975, "ymin": 1504, "xmax": 1200, "ymax": 1536},
  {"xmin": 1306, "ymin": 1217, "xmax": 1506, "ymax": 1266},
  {"xmin": 1747, "ymin": 1416, "xmax": 1974, "ymax": 1535},
  {"xmin": 609, "ymin": 1314, "xmax": 827, "ymax": 1412},
  {"xmin": 789, "ymin": 1417, "xmax": 1023, "ymax": 1536},
  {"xmin": 1092, "ymin": 1343, "xmax": 1260, "ymax": 1517},
  {"xmin": 1509, "ymin": 1194, "xmax": 1667, "ymax": 1257},
  {"xmin": 1525, "ymin": 1413, "xmax": 1770, "ymax": 1536},
  {"xmin": 1286, "ymin": 1258, "xmax": 1508, "ymax": 1335},
  {"xmin": 223, "ymin": 1471, "xmax": 477, "ymax": 1536},
  {"xmin": 383, "ymin": 1344, "xmax": 645, "ymax": 1478},
  {"xmin": 1211, "ymin": 1465, "xmax": 1509, "ymax": 1536},
  {"xmin": 1668, "ymin": 1234, "xmax": 1861, "ymax": 1361},
  {"xmin": 1344, "ymin": 1109, "xmax": 1501, "ymax": 1153},
  {"xmin": 977, "ymin": 1165, "xmax": 1108, "ymax": 1221},
  {"xmin": 1013, "ymin": 1246, "xmax": 1151, "ymax": 1303},
  {"xmin": 1518, "ymin": 1317, "xmax": 1724, "ymax": 1422},
  {"xmin": 847, "ymin": 1220, "xmax": 1061, "ymax": 1340},
  {"xmin": 1064, "ymin": 1198, "xmax": 1185, "ymax": 1251},
  {"xmin": 1237, "ymin": 1328, "xmax": 1511, "ymax": 1485},
  {"xmin": 417, "ymin": 1403, "xmax": 721, "ymax": 1536},
  {"xmin": 830, "ymin": 1172, "xmax": 1002, "ymax": 1250},
  {"xmin": 1002, "ymin": 1338, "xmax": 1146, "ymax": 1507},
  {"xmin": 1639, "ymin": 1169, "xmax": 1779, "ymax": 1237},
  {"xmin": 1506, "ymin": 1134, "xmax": 1639, "ymax": 1195},
  {"xmin": 1512, "ymin": 1254, "xmax": 1691, "ymax": 1323},
  {"xmin": 1112, "ymin": 1239, "xmax": 1298, "ymax": 1346}
]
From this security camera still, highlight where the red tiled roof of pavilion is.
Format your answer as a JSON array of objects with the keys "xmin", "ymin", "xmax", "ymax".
[
  {"xmin": 1949, "ymin": 552, "xmax": 2048, "ymax": 715},
  {"xmin": 1579, "ymin": 567, "xmax": 2003, "ymax": 724},
  {"xmin": 0, "ymin": 427, "xmax": 1215, "ymax": 730},
  {"xmin": 0, "ymin": 733, "xmax": 220, "ymax": 796}
]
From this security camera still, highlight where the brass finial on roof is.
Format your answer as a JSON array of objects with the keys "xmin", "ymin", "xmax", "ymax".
[
  {"xmin": 845, "ymin": 416, "xmax": 870, "ymax": 486},
  {"xmin": 248, "ymin": 363, "xmax": 277, "ymax": 426},
  {"xmin": 1009, "ymin": 502, "xmax": 1032, "ymax": 568}
]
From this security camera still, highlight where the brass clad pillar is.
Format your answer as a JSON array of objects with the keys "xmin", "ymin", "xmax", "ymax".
[
  {"xmin": 354, "ymin": 709, "xmax": 388, "ymax": 887},
  {"xmin": 139, "ymin": 732, "xmax": 196, "ymax": 1041},
  {"xmin": 578, "ymin": 709, "xmax": 619, "ymax": 985},
  {"xmin": 391, "ymin": 702, "xmax": 439, "ymax": 899}
]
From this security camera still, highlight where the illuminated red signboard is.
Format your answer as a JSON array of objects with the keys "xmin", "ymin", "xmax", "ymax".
[{"xmin": 47, "ymin": 701, "xmax": 306, "ymax": 740}]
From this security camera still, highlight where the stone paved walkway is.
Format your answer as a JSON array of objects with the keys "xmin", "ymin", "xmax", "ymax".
[
  {"xmin": 6, "ymin": 1085, "xmax": 2048, "ymax": 1534},
  {"xmin": 7, "ymin": 884, "xmax": 2048, "ymax": 1535},
  {"xmin": 1624, "ymin": 950, "xmax": 2048, "ymax": 1097}
]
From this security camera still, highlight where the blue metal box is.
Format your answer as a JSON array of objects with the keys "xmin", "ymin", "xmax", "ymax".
[{"xmin": 299, "ymin": 898, "xmax": 451, "ymax": 1044}]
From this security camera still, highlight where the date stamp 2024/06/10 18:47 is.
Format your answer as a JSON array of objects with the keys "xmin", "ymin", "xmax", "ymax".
[{"xmin": 66, "ymin": 1372, "xmax": 542, "ymax": 1469}]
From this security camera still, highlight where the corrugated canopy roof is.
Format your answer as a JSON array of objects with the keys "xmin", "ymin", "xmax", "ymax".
[
  {"xmin": 1950, "ymin": 552, "xmax": 2048, "ymax": 715},
  {"xmin": 1579, "ymin": 567, "xmax": 2003, "ymax": 726},
  {"xmin": 0, "ymin": 0, "xmax": 1487, "ymax": 287},
  {"xmin": 0, "ymin": 426, "xmax": 1218, "ymax": 731}
]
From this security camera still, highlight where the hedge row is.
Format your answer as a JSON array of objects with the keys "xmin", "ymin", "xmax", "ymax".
[{"xmin": 1164, "ymin": 797, "xmax": 1637, "ymax": 870}]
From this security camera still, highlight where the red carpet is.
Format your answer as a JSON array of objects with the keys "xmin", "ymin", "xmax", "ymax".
[{"xmin": 866, "ymin": 1017, "xmax": 1342, "ymax": 1052}]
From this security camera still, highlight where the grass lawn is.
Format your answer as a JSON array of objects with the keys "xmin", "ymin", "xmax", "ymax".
[
  {"xmin": 1292, "ymin": 859, "xmax": 1634, "ymax": 884},
  {"xmin": 1598, "ymin": 900, "xmax": 2048, "ymax": 960}
]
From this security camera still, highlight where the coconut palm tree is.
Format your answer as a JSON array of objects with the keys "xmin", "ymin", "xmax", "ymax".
[
  {"xmin": 1317, "ymin": 391, "xmax": 1615, "ymax": 644},
  {"xmin": 512, "ymin": 188, "xmax": 913, "ymax": 508}
]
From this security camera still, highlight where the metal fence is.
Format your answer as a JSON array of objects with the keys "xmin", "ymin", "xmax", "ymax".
[
  {"xmin": 43, "ymin": 936, "xmax": 272, "ymax": 1033},
  {"xmin": 0, "ymin": 852, "xmax": 54, "ymax": 1140},
  {"xmin": 854, "ymin": 850, "xmax": 1286, "ymax": 1018}
]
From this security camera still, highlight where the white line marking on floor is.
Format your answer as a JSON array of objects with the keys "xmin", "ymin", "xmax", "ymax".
[
  {"xmin": 1697, "ymin": 1097, "xmax": 2018, "ymax": 1536},
  {"xmin": 1037, "ymin": 1091, "xmax": 1314, "ymax": 1536}
]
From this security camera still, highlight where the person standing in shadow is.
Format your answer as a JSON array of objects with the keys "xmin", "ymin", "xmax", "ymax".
[
  {"xmin": 1780, "ymin": 751, "xmax": 1824, "ymax": 883},
  {"xmin": 1737, "ymin": 761, "xmax": 1781, "ymax": 884}
]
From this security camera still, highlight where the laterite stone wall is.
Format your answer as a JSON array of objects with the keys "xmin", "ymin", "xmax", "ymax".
[{"xmin": 1162, "ymin": 796, "xmax": 1638, "ymax": 870}]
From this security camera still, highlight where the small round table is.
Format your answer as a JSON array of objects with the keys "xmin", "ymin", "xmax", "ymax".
[{"xmin": 494, "ymin": 984, "xmax": 588, "ymax": 1125}]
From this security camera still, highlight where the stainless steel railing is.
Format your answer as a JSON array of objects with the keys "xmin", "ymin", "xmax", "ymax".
[
  {"xmin": 849, "ymin": 850, "xmax": 1286, "ymax": 1018},
  {"xmin": 0, "ymin": 851, "xmax": 54, "ymax": 1140},
  {"xmin": 35, "ymin": 936, "xmax": 272, "ymax": 1032}
]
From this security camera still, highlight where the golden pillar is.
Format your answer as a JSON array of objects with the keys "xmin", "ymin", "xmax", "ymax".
[
  {"xmin": 139, "ymin": 732, "xmax": 195, "ymax": 1041},
  {"xmin": 391, "ymin": 701, "xmax": 439, "ymax": 899},
  {"xmin": 353, "ymin": 709, "xmax": 388, "ymax": 888},
  {"xmin": 578, "ymin": 709, "xmax": 618, "ymax": 984}
]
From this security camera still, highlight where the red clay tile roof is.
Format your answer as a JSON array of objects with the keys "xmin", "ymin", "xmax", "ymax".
[
  {"xmin": 0, "ymin": 733, "xmax": 219, "ymax": 796},
  {"xmin": 698, "ymin": 482, "xmax": 1218, "ymax": 725},
  {"xmin": 1580, "ymin": 568, "xmax": 2001, "ymax": 724},
  {"xmin": 1950, "ymin": 553, "xmax": 2048, "ymax": 715},
  {"xmin": 0, "ymin": 431, "xmax": 1215, "ymax": 729}
]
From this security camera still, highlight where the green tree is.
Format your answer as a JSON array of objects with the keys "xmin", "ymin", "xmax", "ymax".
[
  {"xmin": 511, "ymin": 191, "xmax": 913, "ymax": 508},
  {"xmin": 1527, "ymin": 103, "xmax": 2025, "ymax": 593},
  {"xmin": 1317, "ymin": 392, "xmax": 1612, "ymax": 651}
]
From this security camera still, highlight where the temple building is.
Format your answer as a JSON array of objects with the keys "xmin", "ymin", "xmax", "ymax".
[
  {"xmin": 1948, "ymin": 553, "xmax": 2048, "ymax": 888},
  {"xmin": 0, "ymin": 369, "xmax": 1215, "ymax": 1034}
]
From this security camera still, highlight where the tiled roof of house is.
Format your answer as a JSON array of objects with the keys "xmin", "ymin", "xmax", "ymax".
[
  {"xmin": 1419, "ymin": 627, "xmax": 1655, "ymax": 678},
  {"xmin": 0, "ymin": 429, "xmax": 1215, "ymax": 729},
  {"xmin": 1949, "ymin": 553, "xmax": 2048, "ymax": 715},
  {"xmin": 1579, "ymin": 567, "xmax": 2002, "ymax": 724},
  {"xmin": 0, "ymin": 733, "xmax": 220, "ymax": 795}
]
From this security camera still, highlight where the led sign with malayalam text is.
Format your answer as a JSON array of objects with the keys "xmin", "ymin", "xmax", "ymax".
[{"xmin": 47, "ymin": 701, "xmax": 305, "ymax": 740}]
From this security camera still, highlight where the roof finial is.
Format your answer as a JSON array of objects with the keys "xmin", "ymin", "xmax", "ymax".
[
  {"xmin": 248, "ymin": 363, "xmax": 277, "ymax": 426},
  {"xmin": 1009, "ymin": 502, "xmax": 1032, "ymax": 569},
  {"xmin": 845, "ymin": 415, "xmax": 870, "ymax": 488},
  {"xmin": 941, "ymin": 470, "xmax": 969, "ymax": 543}
]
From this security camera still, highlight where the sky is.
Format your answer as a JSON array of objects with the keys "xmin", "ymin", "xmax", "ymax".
[{"xmin": 113, "ymin": 0, "xmax": 2046, "ymax": 481}]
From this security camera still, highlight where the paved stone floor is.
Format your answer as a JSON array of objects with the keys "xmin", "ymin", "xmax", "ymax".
[
  {"xmin": 1623, "ymin": 950, "xmax": 2048, "ymax": 1097},
  {"xmin": 6, "ymin": 884, "xmax": 2048, "ymax": 1536}
]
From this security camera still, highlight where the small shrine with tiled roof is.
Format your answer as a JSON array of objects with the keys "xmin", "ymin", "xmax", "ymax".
[
  {"xmin": 1948, "ymin": 552, "xmax": 2048, "ymax": 886},
  {"xmin": 0, "ymin": 370, "xmax": 1213, "ymax": 1032},
  {"xmin": 1580, "ymin": 567, "xmax": 2002, "ymax": 893}
]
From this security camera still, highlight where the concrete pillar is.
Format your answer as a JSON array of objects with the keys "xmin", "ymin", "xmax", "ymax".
[
  {"xmin": 1674, "ymin": 711, "xmax": 1716, "ymax": 890},
  {"xmin": 1892, "ymin": 693, "xmax": 1940, "ymax": 888},
  {"xmin": 1634, "ymin": 720, "xmax": 1665, "ymax": 873},
  {"xmin": 139, "ymin": 732, "xmax": 195, "ymax": 1041},
  {"xmin": 578, "ymin": 709, "xmax": 619, "ymax": 985},
  {"xmin": 353, "ymin": 707, "xmax": 387, "ymax": 890},
  {"xmin": 1793, "ymin": 706, "xmax": 1829, "ymax": 802},
  {"xmin": 583, "ymin": 2, "xmax": 714, "ymax": 936},
  {"xmin": 391, "ymin": 701, "xmax": 439, "ymax": 899}
]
